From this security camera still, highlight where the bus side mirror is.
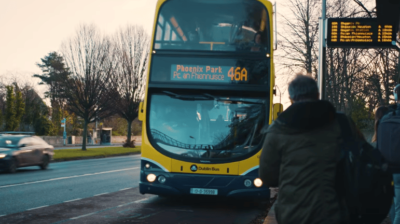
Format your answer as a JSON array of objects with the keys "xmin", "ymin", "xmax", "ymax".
[
  {"xmin": 138, "ymin": 102, "xmax": 144, "ymax": 121},
  {"xmin": 273, "ymin": 103, "xmax": 283, "ymax": 121}
]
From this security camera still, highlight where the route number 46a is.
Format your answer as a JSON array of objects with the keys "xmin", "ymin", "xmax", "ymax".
[{"xmin": 228, "ymin": 67, "xmax": 248, "ymax": 81}]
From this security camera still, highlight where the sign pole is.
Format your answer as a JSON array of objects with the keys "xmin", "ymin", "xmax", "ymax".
[
  {"xmin": 61, "ymin": 118, "xmax": 66, "ymax": 146},
  {"xmin": 318, "ymin": 0, "xmax": 327, "ymax": 100}
]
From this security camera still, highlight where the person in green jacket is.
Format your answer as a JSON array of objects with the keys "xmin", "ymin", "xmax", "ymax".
[{"xmin": 259, "ymin": 74, "xmax": 361, "ymax": 224}]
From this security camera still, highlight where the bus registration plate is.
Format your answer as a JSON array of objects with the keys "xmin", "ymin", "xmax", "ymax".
[{"xmin": 190, "ymin": 188, "xmax": 218, "ymax": 195}]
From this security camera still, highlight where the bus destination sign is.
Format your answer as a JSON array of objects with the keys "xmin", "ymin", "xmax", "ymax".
[
  {"xmin": 327, "ymin": 18, "xmax": 396, "ymax": 48},
  {"xmin": 170, "ymin": 65, "xmax": 248, "ymax": 83}
]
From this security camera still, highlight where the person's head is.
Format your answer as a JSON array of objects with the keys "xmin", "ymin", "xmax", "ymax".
[
  {"xmin": 394, "ymin": 84, "xmax": 400, "ymax": 104},
  {"xmin": 375, "ymin": 106, "xmax": 389, "ymax": 122},
  {"xmin": 372, "ymin": 106, "xmax": 389, "ymax": 142},
  {"xmin": 288, "ymin": 74, "xmax": 319, "ymax": 103}
]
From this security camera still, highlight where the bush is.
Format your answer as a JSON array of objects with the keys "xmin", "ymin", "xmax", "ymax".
[
  {"xmin": 112, "ymin": 130, "xmax": 123, "ymax": 136},
  {"xmin": 123, "ymin": 138, "xmax": 135, "ymax": 148},
  {"xmin": 34, "ymin": 115, "xmax": 52, "ymax": 136},
  {"xmin": 350, "ymin": 97, "xmax": 373, "ymax": 130}
]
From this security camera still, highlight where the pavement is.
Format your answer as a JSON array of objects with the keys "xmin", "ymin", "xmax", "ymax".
[
  {"xmin": 263, "ymin": 203, "xmax": 277, "ymax": 224},
  {"xmin": 0, "ymin": 155, "xmax": 268, "ymax": 224}
]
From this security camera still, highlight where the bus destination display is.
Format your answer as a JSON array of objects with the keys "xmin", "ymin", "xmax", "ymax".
[
  {"xmin": 171, "ymin": 65, "xmax": 248, "ymax": 83},
  {"xmin": 327, "ymin": 18, "xmax": 396, "ymax": 48}
]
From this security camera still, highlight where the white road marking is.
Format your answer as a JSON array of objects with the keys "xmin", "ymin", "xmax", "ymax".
[
  {"xmin": 94, "ymin": 193, "xmax": 108, "ymax": 196},
  {"xmin": 70, "ymin": 212, "xmax": 97, "ymax": 220},
  {"xmin": 27, "ymin": 205, "xmax": 48, "ymax": 211},
  {"xmin": 133, "ymin": 198, "xmax": 150, "ymax": 203},
  {"xmin": 0, "ymin": 167, "xmax": 139, "ymax": 189},
  {"xmin": 64, "ymin": 198, "xmax": 81, "ymax": 203},
  {"xmin": 119, "ymin": 188, "xmax": 131, "ymax": 191}
]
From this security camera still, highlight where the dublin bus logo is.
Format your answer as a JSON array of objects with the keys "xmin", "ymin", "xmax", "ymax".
[{"xmin": 190, "ymin": 165, "xmax": 197, "ymax": 172}]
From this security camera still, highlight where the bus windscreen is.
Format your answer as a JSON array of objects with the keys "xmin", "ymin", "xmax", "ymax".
[
  {"xmin": 154, "ymin": 0, "xmax": 269, "ymax": 52},
  {"xmin": 148, "ymin": 92, "xmax": 267, "ymax": 160}
]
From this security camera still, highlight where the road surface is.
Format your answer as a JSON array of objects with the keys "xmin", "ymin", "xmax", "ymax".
[
  {"xmin": 0, "ymin": 155, "xmax": 267, "ymax": 224},
  {"xmin": 0, "ymin": 155, "xmax": 140, "ymax": 215}
]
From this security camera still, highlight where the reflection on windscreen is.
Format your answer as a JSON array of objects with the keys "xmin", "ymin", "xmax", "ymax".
[
  {"xmin": 0, "ymin": 137, "xmax": 19, "ymax": 147},
  {"xmin": 155, "ymin": 0, "xmax": 269, "ymax": 52},
  {"xmin": 149, "ymin": 93, "xmax": 266, "ymax": 160}
]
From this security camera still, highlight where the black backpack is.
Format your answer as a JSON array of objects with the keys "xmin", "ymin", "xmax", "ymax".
[
  {"xmin": 336, "ymin": 113, "xmax": 393, "ymax": 224},
  {"xmin": 377, "ymin": 110, "xmax": 400, "ymax": 170}
]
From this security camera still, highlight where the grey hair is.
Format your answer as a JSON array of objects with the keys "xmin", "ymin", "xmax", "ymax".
[{"xmin": 288, "ymin": 74, "xmax": 319, "ymax": 101}]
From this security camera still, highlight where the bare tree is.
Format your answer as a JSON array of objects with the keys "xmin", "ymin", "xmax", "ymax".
[
  {"xmin": 60, "ymin": 24, "xmax": 118, "ymax": 150},
  {"xmin": 324, "ymin": 0, "xmax": 367, "ymax": 113},
  {"xmin": 363, "ymin": 49, "xmax": 399, "ymax": 107},
  {"xmin": 278, "ymin": 0, "xmax": 320, "ymax": 77},
  {"xmin": 112, "ymin": 25, "xmax": 150, "ymax": 146}
]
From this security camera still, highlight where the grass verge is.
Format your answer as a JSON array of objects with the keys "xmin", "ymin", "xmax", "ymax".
[{"xmin": 53, "ymin": 146, "xmax": 141, "ymax": 161}]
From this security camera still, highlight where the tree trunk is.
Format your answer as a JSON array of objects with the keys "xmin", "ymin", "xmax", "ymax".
[
  {"xmin": 127, "ymin": 119, "xmax": 133, "ymax": 144},
  {"xmin": 82, "ymin": 119, "xmax": 88, "ymax": 151}
]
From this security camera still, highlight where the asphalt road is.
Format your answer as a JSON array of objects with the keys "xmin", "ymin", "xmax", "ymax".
[
  {"xmin": 0, "ymin": 155, "xmax": 268, "ymax": 224},
  {"xmin": 0, "ymin": 155, "xmax": 141, "ymax": 215}
]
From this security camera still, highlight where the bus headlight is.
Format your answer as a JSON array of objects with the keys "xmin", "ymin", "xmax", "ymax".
[
  {"xmin": 254, "ymin": 178, "xmax": 263, "ymax": 187},
  {"xmin": 158, "ymin": 175, "xmax": 166, "ymax": 184},
  {"xmin": 244, "ymin": 179, "xmax": 252, "ymax": 187},
  {"xmin": 147, "ymin": 174, "xmax": 156, "ymax": 182},
  {"xmin": 145, "ymin": 163, "xmax": 150, "ymax": 169},
  {"xmin": 0, "ymin": 154, "xmax": 7, "ymax": 159}
]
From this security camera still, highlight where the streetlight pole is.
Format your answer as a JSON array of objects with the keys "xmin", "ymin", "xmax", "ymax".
[{"xmin": 318, "ymin": 0, "xmax": 327, "ymax": 100}]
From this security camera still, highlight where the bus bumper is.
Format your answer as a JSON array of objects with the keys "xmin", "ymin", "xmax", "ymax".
[
  {"xmin": 139, "ymin": 181, "xmax": 269, "ymax": 199},
  {"xmin": 139, "ymin": 161, "xmax": 270, "ymax": 200}
]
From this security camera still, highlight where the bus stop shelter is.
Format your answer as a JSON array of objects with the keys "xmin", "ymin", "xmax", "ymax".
[{"xmin": 97, "ymin": 128, "xmax": 112, "ymax": 145}]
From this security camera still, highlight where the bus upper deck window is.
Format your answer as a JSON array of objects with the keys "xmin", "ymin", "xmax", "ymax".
[{"xmin": 154, "ymin": 0, "xmax": 269, "ymax": 52}]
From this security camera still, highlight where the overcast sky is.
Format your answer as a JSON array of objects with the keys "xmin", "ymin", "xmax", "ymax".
[
  {"xmin": 0, "ymin": 0, "xmax": 158, "ymax": 76},
  {"xmin": 0, "ymin": 0, "xmax": 294, "ymax": 105}
]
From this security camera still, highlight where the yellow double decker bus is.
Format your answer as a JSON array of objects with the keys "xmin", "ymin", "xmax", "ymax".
[{"xmin": 138, "ymin": 0, "xmax": 279, "ymax": 199}]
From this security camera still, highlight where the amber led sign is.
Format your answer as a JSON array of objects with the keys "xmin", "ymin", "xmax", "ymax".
[{"xmin": 327, "ymin": 18, "xmax": 396, "ymax": 48}]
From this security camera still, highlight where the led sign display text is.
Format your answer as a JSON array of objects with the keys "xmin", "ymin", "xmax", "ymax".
[
  {"xmin": 327, "ymin": 18, "xmax": 396, "ymax": 48},
  {"xmin": 170, "ymin": 65, "xmax": 248, "ymax": 83}
]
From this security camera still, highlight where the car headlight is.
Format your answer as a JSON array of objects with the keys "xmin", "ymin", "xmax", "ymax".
[{"xmin": 0, "ymin": 153, "xmax": 7, "ymax": 159}]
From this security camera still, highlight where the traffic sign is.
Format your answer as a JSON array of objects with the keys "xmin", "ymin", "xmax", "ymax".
[{"xmin": 327, "ymin": 18, "xmax": 396, "ymax": 48}]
